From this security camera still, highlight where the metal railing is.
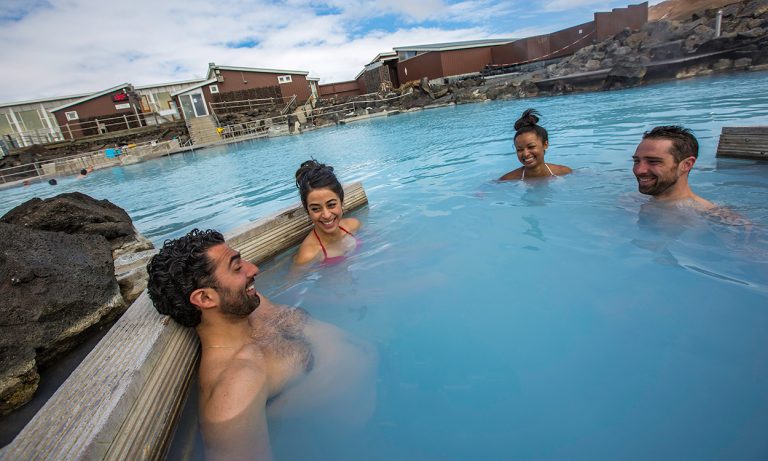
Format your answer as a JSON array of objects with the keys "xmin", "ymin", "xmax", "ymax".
[
  {"xmin": 2, "ymin": 111, "xmax": 181, "ymax": 148},
  {"xmin": 311, "ymin": 92, "xmax": 408, "ymax": 120},
  {"xmin": 280, "ymin": 95, "xmax": 297, "ymax": 115},
  {"xmin": 0, "ymin": 139, "xmax": 181, "ymax": 184},
  {"xmin": 208, "ymin": 96, "xmax": 283, "ymax": 115},
  {"xmin": 219, "ymin": 114, "xmax": 290, "ymax": 140}
]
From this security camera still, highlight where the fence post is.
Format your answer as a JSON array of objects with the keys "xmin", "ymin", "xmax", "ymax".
[
  {"xmin": 133, "ymin": 105, "xmax": 143, "ymax": 127},
  {"xmin": 124, "ymin": 115, "xmax": 130, "ymax": 130}
]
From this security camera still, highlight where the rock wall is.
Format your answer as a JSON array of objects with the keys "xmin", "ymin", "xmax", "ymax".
[
  {"xmin": 0, "ymin": 224, "xmax": 125, "ymax": 415},
  {"xmin": 0, "ymin": 193, "xmax": 154, "ymax": 414}
]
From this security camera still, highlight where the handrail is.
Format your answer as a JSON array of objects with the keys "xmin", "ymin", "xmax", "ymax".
[
  {"xmin": 280, "ymin": 95, "xmax": 297, "ymax": 115},
  {"xmin": 0, "ymin": 139, "xmax": 183, "ymax": 183}
]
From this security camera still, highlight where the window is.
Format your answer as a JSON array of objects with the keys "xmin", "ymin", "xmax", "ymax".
[
  {"xmin": 210, "ymin": 84, "xmax": 219, "ymax": 93},
  {"xmin": 277, "ymin": 75, "xmax": 292, "ymax": 84},
  {"xmin": 65, "ymin": 111, "xmax": 79, "ymax": 121}
]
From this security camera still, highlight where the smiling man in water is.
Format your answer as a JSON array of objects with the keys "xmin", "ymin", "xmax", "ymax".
[
  {"xmin": 632, "ymin": 125, "xmax": 715, "ymax": 209},
  {"xmin": 632, "ymin": 126, "xmax": 752, "ymax": 228},
  {"xmin": 147, "ymin": 229, "xmax": 375, "ymax": 460}
]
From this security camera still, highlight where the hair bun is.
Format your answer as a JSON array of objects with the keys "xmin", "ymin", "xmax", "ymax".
[
  {"xmin": 295, "ymin": 159, "xmax": 333, "ymax": 189},
  {"xmin": 514, "ymin": 108, "xmax": 540, "ymax": 132}
]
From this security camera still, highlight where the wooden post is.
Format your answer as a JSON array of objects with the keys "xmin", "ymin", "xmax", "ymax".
[
  {"xmin": 66, "ymin": 123, "xmax": 73, "ymax": 140},
  {"xmin": 123, "ymin": 115, "xmax": 130, "ymax": 130}
]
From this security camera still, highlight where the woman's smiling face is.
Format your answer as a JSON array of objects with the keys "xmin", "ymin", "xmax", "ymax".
[
  {"xmin": 515, "ymin": 131, "xmax": 548, "ymax": 168},
  {"xmin": 306, "ymin": 188, "xmax": 343, "ymax": 234}
]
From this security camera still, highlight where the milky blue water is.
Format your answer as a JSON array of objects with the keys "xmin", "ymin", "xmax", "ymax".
[{"xmin": 4, "ymin": 72, "xmax": 768, "ymax": 460}]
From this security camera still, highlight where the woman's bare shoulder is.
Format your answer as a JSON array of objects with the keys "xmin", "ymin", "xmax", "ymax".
[
  {"xmin": 342, "ymin": 217, "xmax": 361, "ymax": 232},
  {"xmin": 499, "ymin": 168, "xmax": 523, "ymax": 181},
  {"xmin": 294, "ymin": 232, "xmax": 321, "ymax": 265},
  {"xmin": 551, "ymin": 164, "xmax": 572, "ymax": 175}
]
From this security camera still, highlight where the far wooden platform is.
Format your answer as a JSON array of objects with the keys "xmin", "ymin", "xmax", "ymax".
[{"xmin": 716, "ymin": 126, "xmax": 768, "ymax": 160}]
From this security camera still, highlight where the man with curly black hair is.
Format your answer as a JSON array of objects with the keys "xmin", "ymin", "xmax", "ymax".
[{"xmin": 147, "ymin": 229, "xmax": 376, "ymax": 460}]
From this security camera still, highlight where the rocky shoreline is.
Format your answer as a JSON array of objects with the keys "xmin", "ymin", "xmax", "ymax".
[{"xmin": 355, "ymin": 0, "xmax": 768, "ymax": 110}]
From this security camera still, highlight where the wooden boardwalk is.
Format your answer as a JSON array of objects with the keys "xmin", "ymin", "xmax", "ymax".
[{"xmin": 716, "ymin": 126, "xmax": 768, "ymax": 160}]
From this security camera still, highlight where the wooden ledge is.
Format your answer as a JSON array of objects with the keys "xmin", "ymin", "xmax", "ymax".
[{"xmin": 716, "ymin": 126, "xmax": 768, "ymax": 160}]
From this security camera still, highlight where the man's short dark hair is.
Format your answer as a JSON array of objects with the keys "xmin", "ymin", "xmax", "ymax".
[
  {"xmin": 642, "ymin": 126, "xmax": 699, "ymax": 162},
  {"xmin": 147, "ymin": 229, "xmax": 224, "ymax": 327}
]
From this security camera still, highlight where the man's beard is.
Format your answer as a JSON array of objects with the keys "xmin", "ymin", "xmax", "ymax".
[
  {"xmin": 219, "ymin": 285, "xmax": 261, "ymax": 317},
  {"xmin": 637, "ymin": 171, "xmax": 679, "ymax": 196}
]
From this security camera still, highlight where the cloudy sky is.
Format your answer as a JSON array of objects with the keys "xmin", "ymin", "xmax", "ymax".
[{"xmin": 0, "ymin": 0, "xmax": 660, "ymax": 103}]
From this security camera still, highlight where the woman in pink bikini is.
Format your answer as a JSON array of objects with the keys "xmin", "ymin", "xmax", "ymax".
[
  {"xmin": 499, "ymin": 109, "xmax": 572, "ymax": 181},
  {"xmin": 294, "ymin": 160, "xmax": 361, "ymax": 265}
]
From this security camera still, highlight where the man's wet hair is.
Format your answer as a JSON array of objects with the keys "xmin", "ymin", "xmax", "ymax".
[
  {"xmin": 513, "ymin": 108, "xmax": 548, "ymax": 144},
  {"xmin": 147, "ymin": 229, "xmax": 224, "ymax": 327},
  {"xmin": 295, "ymin": 159, "xmax": 344, "ymax": 210},
  {"xmin": 642, "ymin": 126, "xmax": 699, "ymax": 162}
]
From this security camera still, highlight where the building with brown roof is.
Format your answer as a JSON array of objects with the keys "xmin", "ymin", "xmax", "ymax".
[
  {"xmin": 50, "ymin": 83, "xmax": 144, "ymax": 140},
  {"xmin": 171, "ymin": 63, "xmax": 315, "ymax": 120}
]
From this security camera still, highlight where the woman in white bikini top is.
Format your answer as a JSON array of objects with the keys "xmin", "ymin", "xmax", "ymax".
[{"xmin": 499, "ymin": 108, "xmax": 572, "ymax": 181}]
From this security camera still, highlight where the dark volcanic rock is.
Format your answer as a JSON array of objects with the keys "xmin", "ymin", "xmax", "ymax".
[
  {"xmin": 694, "ymin": 35, "xmax": 743, "ymax": 53},
  {"xmin": 0, "ymin": 223, "xmax": 125, "ymax": 414},
  {"xmin": 0, "ymin": 192, "xmax": 152, "ymax": 258},
  {"xmin": 605, "ymin": 60, "xmax": 647, "ymax": 89},
  {"xmin": 738, "ymin": 0, "xmax": 768, "ymax": 18},
  {"xmin": 648, "ymin": 40, "xmax": 686, "ymax": 61},
  {"xmin": 641, "ymin": 20, "xmax": 679, "ymax": 47}
]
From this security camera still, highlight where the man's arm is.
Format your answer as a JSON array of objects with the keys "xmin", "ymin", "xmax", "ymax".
[{"xmin": 201, "ymin": 355, "xmax": 273, "ymax": 461}]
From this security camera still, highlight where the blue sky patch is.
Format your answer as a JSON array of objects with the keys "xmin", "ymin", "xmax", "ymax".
[
  {"xmin": 226, "ymin": 38, "xmax": 261, "ymax": 49},
  {"xmin": 0, "ymin": 0, "xmax": 51, "ymax": 22}
]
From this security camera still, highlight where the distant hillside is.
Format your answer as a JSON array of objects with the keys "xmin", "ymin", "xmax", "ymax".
[{"xmin": 649, "ymin": 0, "xmax": 741, "ymax": 21}]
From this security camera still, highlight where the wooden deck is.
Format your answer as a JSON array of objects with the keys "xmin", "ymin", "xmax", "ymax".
[{"xmin": 716, "ymin": 126, "xmax": 768, "ymax": 160}]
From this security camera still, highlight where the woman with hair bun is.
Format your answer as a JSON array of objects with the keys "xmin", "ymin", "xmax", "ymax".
[
  {"xmin": 499, "ymin": 109, "xmax": 572, "ymax": 180},
  {"xmin": 294, "ymin": 159, "xmax": 361, "ymax": 265}
]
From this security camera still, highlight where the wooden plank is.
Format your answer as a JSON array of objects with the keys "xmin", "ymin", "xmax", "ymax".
[
  {"xmin": 0, "ymin": 182, "xmax": 368, "ymax": 460},
  {"xmin": 716, "ymin": 126, "xmax": 768, "ymax": 159}
]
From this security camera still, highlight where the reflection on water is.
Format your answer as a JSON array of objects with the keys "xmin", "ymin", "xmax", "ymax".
[{"xmin": 633, "ymin": 199, "xmax": 768, "ymax": 291}]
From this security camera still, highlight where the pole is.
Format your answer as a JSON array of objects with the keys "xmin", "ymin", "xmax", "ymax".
[
  {"xmin": 715, "ymin": 10, "xmax": 723, "ymax": 37},
  {"xmin": 133, "ymin": 105, "xmax": 143, "ymax": 127}
]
